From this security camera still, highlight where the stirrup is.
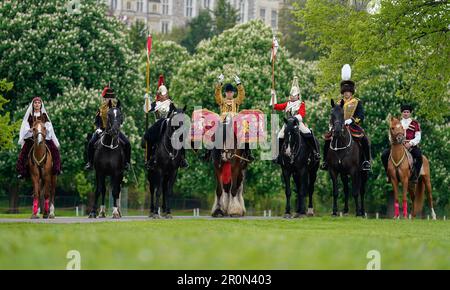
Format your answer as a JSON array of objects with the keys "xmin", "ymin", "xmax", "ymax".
[
  {"xmin": 320, "ymin": 162, "xmax": 328, "ymax": 171},
  {"xmin": 84, "ymin": 162, "xmax": 93, "ymax": 171},
  {"xmin": 361, "ymin": 161, "xmax": 371, "ymax": 171}
]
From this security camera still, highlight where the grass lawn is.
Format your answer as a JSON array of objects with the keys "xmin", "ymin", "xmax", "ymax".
[{"xmin": 0, "ymin": 217, "xmax": 448, "ymax": 270}]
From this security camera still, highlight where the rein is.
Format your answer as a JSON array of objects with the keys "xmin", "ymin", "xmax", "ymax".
[
  {"xmin": 100, "ymin": 132, "xmax": 119, "ymax": 150},
  {"xmin": 162, "ymin": 118, "xmax": 180, "ymax": 161},
  {"xmin": 330, "ymin": 126, "xmax": 352, "ymax": 151},
  {"xmin": 32, "ymin": 132, "xmax": 48, "ymax": 167}
]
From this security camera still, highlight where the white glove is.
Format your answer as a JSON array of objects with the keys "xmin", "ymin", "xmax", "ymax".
[
  {"xmin": 270, "ymin": 89, "xmax": 277, "ymax": 105},
  {"xmin": 234, "ymin": 75, "xmax": 241, "ymax": 85},
  {"xmin": 295, "ymin": 115, "xmax": 303, "ymax": 122},
  {"xmin": 144, "ymin": 93, "xmax": 149, "ymax": 99},
  {"xmin": 344, "ymin": 119, "xmax": 353, "ymax": 125},
  {"xmin": 218, "ymin": 74, "xmax": 224, "ymax": 83},
  {"xmin": 96, "ymin": 128, "xmax": 103, "ymax": 134}
]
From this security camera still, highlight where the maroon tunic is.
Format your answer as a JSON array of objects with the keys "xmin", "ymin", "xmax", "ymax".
[{"xmin": 405, "ymin": 120, "xmax": 420, "ymax": 142}]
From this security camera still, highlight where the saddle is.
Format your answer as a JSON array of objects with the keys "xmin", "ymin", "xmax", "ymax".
[{"xmin": 323, "ymin": 125, "xmax": 364, "ymax": 141}]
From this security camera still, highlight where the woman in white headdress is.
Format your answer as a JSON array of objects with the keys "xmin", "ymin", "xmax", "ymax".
[{"xmin": 16, "ymin": 97, "xmax": 61, "ymax": 179}]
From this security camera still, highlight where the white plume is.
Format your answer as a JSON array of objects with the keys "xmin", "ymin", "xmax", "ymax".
[{"xmin": 341, "ymin": 64, "xmax": 351, "ymax": 81}]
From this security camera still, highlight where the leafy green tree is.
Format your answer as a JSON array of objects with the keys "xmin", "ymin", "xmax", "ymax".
[
  {"xmin": 0, "ymin": 79, "xmax": 19, "ymax": 151},
  {"xmin": 181, "ymin": 10, "xmax": 214, "ymax": 54},
  {"xmin": 213, "ymin": 0, "xmax": 240, "ymax": 35},
  {"xmin": 127, "ymin": 20, "xmax": 148, "ymax": 54}
]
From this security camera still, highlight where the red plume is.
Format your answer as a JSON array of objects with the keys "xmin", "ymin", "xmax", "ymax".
[
  {"xmin": 158, "ymin": 75, "xmax": 165, "ymax": 88},
  {"xmin": 101, "ymin": 86, "xmax": 109, "ymax": 97}
]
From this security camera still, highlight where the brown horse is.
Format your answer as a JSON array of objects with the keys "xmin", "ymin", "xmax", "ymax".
[
  {"xmin": 387, "ymin": 117, "xmax": 436, "ymax": 219},
  {"xmin": 211, "ymin": 121, "xmax": 249, "ymax": 217},
  {"xmin": 29, "ymin": 120, "xmax": 57, "ymax": 219}
]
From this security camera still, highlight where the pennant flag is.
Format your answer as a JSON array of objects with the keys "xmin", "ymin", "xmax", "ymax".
[{"xmin": 271, "ymin": 36, "xmax": 279, "ymax": 63}]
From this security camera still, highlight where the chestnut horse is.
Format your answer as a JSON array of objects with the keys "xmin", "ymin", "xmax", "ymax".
[
  {"xmin": 211, "ymin": 120, "xmax": 249, "ymax": 217},
  {"xmin": 29, "ymin": 120, "xmax": 57, "ymax": 219},
  {"xmin": 387, "ymin": 117, "xmax": 436, "ymax": 219}
]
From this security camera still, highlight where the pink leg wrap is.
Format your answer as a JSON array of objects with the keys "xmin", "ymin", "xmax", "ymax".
[
  {"xmin": 33, "ymin": 198, "xmax": 39, "ymax": 215},
  {"xmin": 394, "ymin": 202, "xmax": 400, "ymax": 217}
]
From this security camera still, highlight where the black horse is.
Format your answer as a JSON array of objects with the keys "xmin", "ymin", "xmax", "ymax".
[
  {"xmin": 89, "ymin": 103, "xmax": 126, "ymax": 219},
  {"xmin": 279, "ymin": 117, "xmax": 319, "ymax": 218},
  {"xmin": 327, "ymin": 99, "xmax": 367, "ymax": 217},
  {"xmin": 144, "ymin": 106, "xmax": 187, "ymax": 219}
]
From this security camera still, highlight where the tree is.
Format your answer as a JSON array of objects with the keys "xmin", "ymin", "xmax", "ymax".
[
  {"xmin": 127, "ymin": 20, "xmax": 148, "ymax": 54},
  {"xmin": 292, "ymin": 0, "xmax": 449, "ymax": 121},
  {"xmin": 0, "ymin": 79, "xmax": 19, "ymax": 151},
  {"xmin": 278, "ymin": 0, "xmax": 318, "ymax": 60},
  {"xmin": 213, "ymin": 0, "xmax": 240, "ymax": 35},
  {"xmin": 0, "ymin": 0, "xmax": 141, "ymax": 112},
  {"xmin": 181, "ymin": 10, "xmax": 214, "ymax": 54}
]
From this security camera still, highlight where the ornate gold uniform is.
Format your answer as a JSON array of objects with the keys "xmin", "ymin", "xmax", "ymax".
[{"xmin": 215, "ymin": 83, "xmax": 245, "ymax": 120}]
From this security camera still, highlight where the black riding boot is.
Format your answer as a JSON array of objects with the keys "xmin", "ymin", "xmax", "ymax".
[
  {"xmin": 85, "ymin": 133, "xmax": 99, "ymax": 170},
  {"xmin": 320, "ymin": 139, "xmax": 330, "ymax": 170},
  {"xmin": 411, "ymin": 147, "xmax": 423, "ymax": 183},
  {"xmin": 361, "ymin": 136, "xmax": 372, "ymax": 171},
  {"xmin": 303, "ymin": 133, "xmax": 320, "ymax": 161},
  {"xmin": 119, "ymin": 133, "xmax": 131, "ymax": 170},
  {"xmin": 273, "ymin": 138, "xmax": 284, "ymax": 165},
  {"xmin": 145, "ymin": 143, "xmax": 157, "ymax": 170},
  {"xmin": 244, "ymin": 143, "xmax": 255, "ymax": 162},
  {"xmin": 180, "ymin": 149, "xmax": 189, "ymax": 168}
]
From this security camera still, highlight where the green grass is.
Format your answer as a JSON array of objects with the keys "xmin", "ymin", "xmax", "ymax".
[{"xmin": 0, "ymin": 217, "xmax": 449, "ymax": 270}]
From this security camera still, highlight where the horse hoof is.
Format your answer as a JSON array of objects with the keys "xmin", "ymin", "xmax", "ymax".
[
  {"xmin": 307, "ymin": 208, "xmax": 314, "ymax": 217},
  {"xmin": 112, "ymin": 214, "xmax": 121, "ymax": 219},
  {"xmin": 331, "ymin": 213, "xmax": 338, "ymax": 217},
  {"xmin": 152, "ymin": 214, "xmax": 161, "ymax": 219},
  {"xmin": 42, "ymin": 214, "xmax": 49, "ymax": 219},
  {"xmin": 99, "ymin": 212, "xmax": 106, "ymax": 218},
  {"xmin": 48, "ymin": 213, "xmax": 55, "ymax": 219},
  {"xmin": 283, "ymin": 213, "xmax": 291, "ymax": 219},
  {"xmin": 30, "ymin": 214, "xmax": 39, "ymax": 219},
  {"xmin": 165, "ymin": 214, "xmax": 173, "ymax": 219},
  {"xmin": 294, "ymin": 213, "xmax": 306, "ymax": 219},
  {"xmin": 212, "ymin": 209, "xmax": 224, "ymax": 218},
  {"xmin": 88, "ymin": 212, "xmax": 97, "ymax": 219}
]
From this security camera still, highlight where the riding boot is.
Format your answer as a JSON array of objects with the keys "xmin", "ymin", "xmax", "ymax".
[
  {"xmin": 411, "ymin": 149, "xmax": 423, "ymax": 183},
  {"xmin": 180, "ymin": 149, "xmax": 189, "ymax": 168},
  {"xmin": 85, "ymin": 134, "xmax": 98, "ymax": 170},
  {"xmin": 124, "ymin": 141, "xmax": 131, "ymax": 170},
  {"xmin": 202, "ymin": 149, "xmax": 211, "ymax": 162},
  {"xmin": 244, "ymin": 143, "xmax": 255, "ymax": 162},
  {"xmin": 47, "ymin": 140, "xmax": 61, "ymax": 175},
  {"xmin": 361, "ymin": 135, "xmax": 372, "ymax": 171},
  {"xmin": 16, "ymin": 139, "xmax": 33, "ymax": 179},
  {"xmin": 303, "ymin": 133, "xmax": 320, "ymax": 161},
  {"xmin": 320, "ymin": 139, "xmax": 330, "ymax": 171},
  {"xmin": 273, "ymin": 138, "xmax": 284, "ymax": 165}
]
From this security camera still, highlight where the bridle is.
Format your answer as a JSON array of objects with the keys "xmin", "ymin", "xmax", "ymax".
[{"xmin": 330, "ymin": 120, "xmax": 352, "ymax": 151}]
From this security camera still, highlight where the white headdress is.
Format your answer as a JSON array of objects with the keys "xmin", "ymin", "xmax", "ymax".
[
  {"xmin": 341, "ymin": 64, "xmax": 352, "ymax": 81},
  {"xmin": 18, "ymin": 98, "xmax": 60, "ymax": 148},
  {"xmin": 290, "ymin": 76, "xmax": 300, "ymax": 97}
]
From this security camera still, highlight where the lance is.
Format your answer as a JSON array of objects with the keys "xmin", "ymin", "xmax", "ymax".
[
  {"xmin": 270, "ymin": 35, "xmax": 278, "ymax": 114},
  {"xmin": 144, "ymin": 34, "xmax": 152, "ymax": 161}
]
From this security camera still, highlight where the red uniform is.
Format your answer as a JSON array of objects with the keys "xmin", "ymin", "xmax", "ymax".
[{"xmin": 273, "ymin": 101, "xmax": 306, "ymax": 118}]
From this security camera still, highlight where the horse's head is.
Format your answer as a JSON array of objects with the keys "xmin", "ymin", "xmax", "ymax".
[
  {"xmin": 167, "ymin": 105, "xmax": 187, "ymax": 131},
  {"xmin": 389, "ymin": 116, "xmax": 405, "ymax": 144},
  {"xmin": 330, "ymin": 99, "xmax": 345, "ymax": 138},
  {"xmin": 106, "ymin": 100, "xmax": 123, "ymax": 137},
  {"xmin": 283, "ymin": 116, "xmax": 301, "ymax": 156},
  {"xmin": 32, "ymin": 120, "xmax": 46, "ymax": 145}
]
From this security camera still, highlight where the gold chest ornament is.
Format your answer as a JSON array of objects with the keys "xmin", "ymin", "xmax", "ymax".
[{"xmin": 343, "ymin": 98, "xmax": 359, "ymax": 120}]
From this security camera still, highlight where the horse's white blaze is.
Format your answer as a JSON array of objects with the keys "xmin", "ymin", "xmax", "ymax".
[{"xmin": 114, "ymin": 109, "xmax": 117, "ymax": 118}]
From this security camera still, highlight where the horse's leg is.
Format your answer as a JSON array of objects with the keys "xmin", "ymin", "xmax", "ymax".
[
  {"xmin": 89, "ymin": 173, "xmax": 102, "ymax": 218},
  {"xmin": 360, "ymin": 172, "xmax": 367, "ymax": 217},
  {"xmin": 330, "ymin": 170, "xmax": 339, "ymax": 216},
  {"xmin": 111, "ymin": 175, "xmax": 122, "ymax": 219},
  {"xmin": 401, "ymin": 175, "xmax": 409, "ymax": 218},
  {"xmin": 391, "ymin": 175, "xmax": 400, "ymax": 218},
  {"xmin": 30, "ymin": 170, "xmax": 40, "ymax": 219},
  {"xmin": 282, "ymin": 169, "xmax": 292, "ymax": 218},
  {"xmin": 351, "ymin": 171, "xmax": 362, "ymax": 217},
  {"xmin": 49, "ymin": 175, "xmax": 56, "ymax": 219},
  {"xmin": 153, "ymin": 178, "xmax": 162, "ymax": 219},
  {"xmin": 412, "ymin": 180, "xmax": 423, "ymax": 218},
  {"xmin": 98, "ymin": 175, "xmax": 107, "ymax": 218},
  {"xmin": 294, "ymin": 170, "xmax": 307, "ymax": 218},
  {"xmin": 424, "ymin": 175, "xmax": 436, "ymax": 220},
  {"xmin": 42, "ymin": 176, "xmax": 51, "ymax": 219},
  {"xmin": 212, "ymin": 168, "xmax": 224, "ymax": 217},
  {"xmin": 307, "ymin": 166, "xmax": 317, "ymax": 216},
  {"xmin": 164, "ymin": 171, "xmax": 177, "ymax": 219},
  {"xmin": 341, "ymin": 175, "xmax": 350, "ymax": 215}
]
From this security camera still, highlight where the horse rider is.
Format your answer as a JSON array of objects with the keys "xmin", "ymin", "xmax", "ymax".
[
  {"xmin": 17, "ymin": 96, "xmax": 61, "ymax": 179},
  {"xmin": 144, "ymin": 75, "xmax": 189, "ymax": 169},
  {"xmin": 270, "ymin": 76, "xmax": 321, "ymax": 164},
  {"xmin": 214, "ymin": 73, "xmax": 254, "ymax": 161},
  {"xmin": 381, "ymin": 104, "xmax": 423, "ymax": 182},
  {"xmin": 85, "ymin": 85, "xmax": 131, "ymax": 170},
  {"xmin": 321, "ymin": 64, "xmax": 372, "ymax": 171}
]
